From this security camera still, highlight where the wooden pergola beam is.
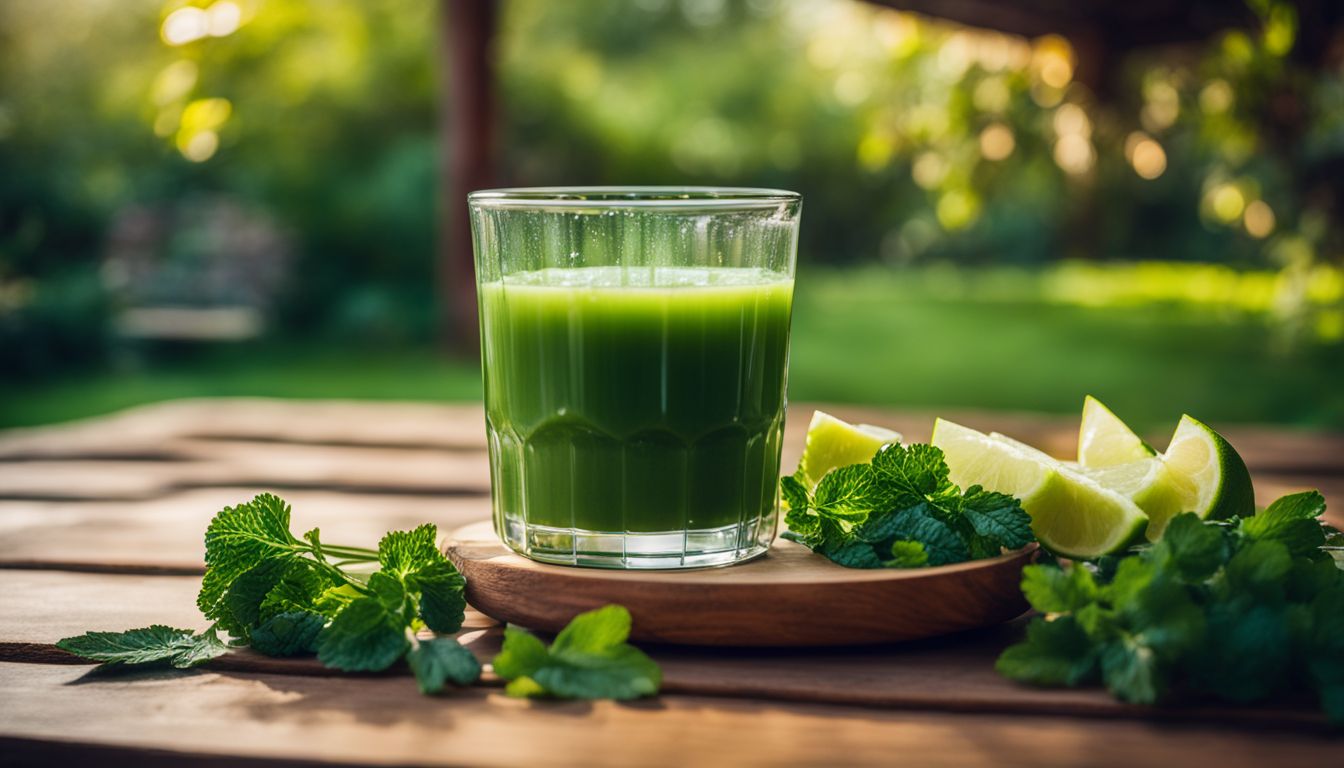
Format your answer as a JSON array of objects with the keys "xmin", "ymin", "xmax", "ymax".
[{"xmin": 439, "ymin": 0, "xmax": 498, "ymax": 355}]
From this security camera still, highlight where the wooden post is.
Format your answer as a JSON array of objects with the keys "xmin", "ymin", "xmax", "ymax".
[{"xmin": 438, "ymin": 0, "xmax": 498, "ymax": 355}]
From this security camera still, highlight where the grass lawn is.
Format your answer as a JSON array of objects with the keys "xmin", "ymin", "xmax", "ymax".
[{"xmin": 3, "ymin": 267, "xmax": 1341, "ymax": 431}]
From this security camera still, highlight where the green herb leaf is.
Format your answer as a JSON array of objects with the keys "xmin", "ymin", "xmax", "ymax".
[
  {"xmin": 378, "ymin": 524, "xmax": 443, "ymax": 576},
  {"xmin": 780, "ymin": 474, "xmax": 811, "ymax": 512},
  {"xmin": 1021, "ymin": 563, "xmax": 1097, "ymax": 613},
  {"xmin": 259, "ymin": 561, "xmax": 335, "ymax": 620},
  {"xmin": 491, "ymin": 605, "xmax": 661, "ymax": 700},
  {"xmin": 885, "ymin": 506, "xmax": 969, "ymax": 566},
  {"xmin": 887, "ymin": 540, "xmax": 929, "ymax": 568},
  {"xmin": 219, "ymin": 558, "xmax": 296, "ymax": 637},
  {"xmin": 316, "ymin": 597, "xmax": 410, "ymax": 672},
  {"xmin": 870, "ymin": 442, "xmax": 953, "ymax": 502},
  {"xmin": 1240, "ymin": 491, "xmax": 1327, "ymax": 558},
  {"xmin": 958, "ymin": 486, "xmax": 1034, "ymax": 551},
  {"xmin": 995, "ymin": 616, "xmax": 1097, "ymax": 686},
  {"xmin": 492, "ymin": 626, "xmax": 550, "ymax": 681},
  {"xmin": 1159, "ymin": 513, "xmax": 1229, "ymax": 582},
  {"xmin": 250, "ymin": 611, "xmax": 325, "ymax": 657},
  {"xmin": 199, "ymin": 494, "xmax": 301, "ymax": 622},
  {"xmin": 407, "ymin": 562, "xmax": 467, "ymax": 634},
  {"xmin": 57, "ymin": 626, "xmax": 227, "ymax": 669},
  {"xmin": 407, "ymin": 637, "xmax": 482, "ymax": 694},
  {"xmin": 1099, "ymin": 636, "xmax": 1162, "ymax": 705},
  {"xmin": 783, "ymin": 442, "xmax": 1031, "ymax": 569},
  {"xmin": 998, "ymin": 490, "xmax": 1344, "ymax": 724}
]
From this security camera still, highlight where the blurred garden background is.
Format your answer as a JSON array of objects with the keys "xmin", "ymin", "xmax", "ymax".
[{"xmin": 2, "ymin": 0, "xmax": 1343, "ymax": 430}]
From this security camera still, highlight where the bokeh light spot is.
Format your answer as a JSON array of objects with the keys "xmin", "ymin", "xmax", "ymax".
[
  {"xmin": 936, "ymin": 189, "xmax": 980, "ymax": 230},
  {"xmin": 1211, "ymin": 185, "xmax": 1246, "ymax": 222},
  {"xmin": 1053, "ymin": 134, "xmax": 1094, "ymax": 175},
  {"xmin": 1244, "ymin": 200, "xmax": 1276, "ymax": 238},
  {"xmin": 1124, "ymin": 133, "xmax": 1166, "ymax": 180},
  {"xmin": 207, "ymin": 2, "xmax": 243, "ymax": 38},
  {"xmin": 1199, "ymin": 79, "xmax": 1234, "ymax": 114},
  {"xmin": 162, "ymin": 7, "xmax": 209, "ymax": 46},
  {"xmin": 978, "ymin": 123, "xmax": 1015, "ymax": 161},
  {"xmin": 911, "ymin": 151, "xmax": 947, "ymax": 189},
  {"xmin": 178, "ymin": 129, "xmax": 219, "ymax": 162}
]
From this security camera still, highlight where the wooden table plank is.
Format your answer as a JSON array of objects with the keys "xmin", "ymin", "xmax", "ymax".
[
  {"xmin": 0, "ymin": 570, "xmax": 1325, "ymax": 728},
  {"xmin": 0, "ymin": 444, "xmax": 489, "ymax": 502},
  {"xmin": 0, "ymin": 490, "xmax": 491, "ymax": 572},
  {"xmin": 2, "ymin": 662, "xmax": 1339, "ymax": 768},
  {"xmin": 3, "ymin": 399, "xmax": 1339, "ymax": 477}
]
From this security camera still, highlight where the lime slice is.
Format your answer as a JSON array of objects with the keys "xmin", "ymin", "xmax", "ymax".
[
  {"xmin": 1160, "ymin": 414, "xmax": 1255, "ymax": 522},
  {"xmin": 795, "ymin": 411, "xmax": 903, "ymax": 487},
  {"xmin": 1079, "ymin": 457, "xmax": 1195, "ymax": 541},
  {"xmin": 1078, "ymin": 396, "xmax": 1156, "ymax": 467},
  {"xmin": 932, "ymin": 419, "xmax": 1148, "ymax": 559}
]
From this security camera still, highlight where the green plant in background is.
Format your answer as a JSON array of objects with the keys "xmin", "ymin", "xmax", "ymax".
[{"xmin": 1, "ymin": 0, "xmax": 1341, "ymax": 421}]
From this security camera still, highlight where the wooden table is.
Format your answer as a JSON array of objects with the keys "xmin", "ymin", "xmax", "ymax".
[{"xmin": 1, "ymin": 399, "xmax": 1341, "ymax": 766}]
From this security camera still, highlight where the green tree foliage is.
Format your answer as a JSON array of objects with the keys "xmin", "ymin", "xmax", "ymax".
[{"xmin": 1, "ymin": 0, "xmax": 1340, "ymax": 377}]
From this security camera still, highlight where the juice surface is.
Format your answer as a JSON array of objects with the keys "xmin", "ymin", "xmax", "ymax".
[{"xmin": 480, "ymin": 266, "xmax": 794, "ymax": 534}]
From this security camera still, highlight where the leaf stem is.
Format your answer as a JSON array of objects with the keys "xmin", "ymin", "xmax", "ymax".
[{"xmin": 317, "ymin": 545, "xmax": 380, "ymax": 560}]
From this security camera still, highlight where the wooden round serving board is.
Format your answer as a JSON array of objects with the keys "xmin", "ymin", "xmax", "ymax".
[{"xmin": 446, "ymin": 521, "xmax": 1036, "ymax": 646}]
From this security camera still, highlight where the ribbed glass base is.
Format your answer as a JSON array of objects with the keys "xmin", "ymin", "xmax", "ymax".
[{"xmin": 497, "ymin": 518, "xmax": 773, "ymax": 569}]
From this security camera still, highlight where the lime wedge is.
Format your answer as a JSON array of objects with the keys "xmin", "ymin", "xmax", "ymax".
[
  {"xmin": 932, "ymin": 419, "xmax": 1148, "ymax": 559},
  {"xmin": 1160, "ymin": 414, "xmax": 1255, "ymax": 522},
  {"xmin": 1079, "ymin": 457, "xmax": 1195, "ymax": 541},
  {"xmin": 1078, "ymin": 396, "xmax": 1155, "ymax": 467},
  {"xmin": 795, "ymin": 410, "xmax": 903, "ymax": 487}
]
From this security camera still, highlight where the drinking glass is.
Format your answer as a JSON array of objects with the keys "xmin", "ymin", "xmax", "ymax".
[{"xmin": 468, "ymin": 187, "xmax": 801, "ymax": 568}]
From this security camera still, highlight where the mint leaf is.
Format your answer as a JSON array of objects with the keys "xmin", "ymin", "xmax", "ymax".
[
  {"xmin": 378, "ymin": 524, "xmax": 442, "ymax": 577},
  {"xmin": 1240, "ymin": 491, "xmax": 1327, "ymax": 558},
  {"xmin": 57, "ymin": 626, "xmax": 227, "ymax": 669},
  {"xmin": 1021, "ymin": 563, "xmax": 1097, "ymax": 613},
  {"xmin": 783, "ymin": 441, "xmax": 1032, "ymax": 569},
  {"xmin": 316, "ymin": 597, "xmax": 410, "ymax": 672},
  {"xmin": 996, "ymin": 616, "xmax": 1097, "ymax": 686},
  {"xmin": 373, "ymin": 524, "xmax": 467, "ymax": 633},
  {"xmin": 199, "ymin": 494, "xmax": 301, "ymax": 621},
  {"xmin": 959, "ymin": 486, "xmax": 1034, "ymax": 550},
  {"xmin": 1224, "ymin": 539, "xmax": 1292, "ymax": 595},
  {"xmin": 1100, "ymin": 636, "xmax": 1163, "ymax": 705},
  {"xmin": 219, "ymin": 558, "xmax": 296, "ymax": 637},
  {"xmin": 550, "ymin": 604, "xmax": 632, "ymax": 654},
  {"xmin": 885, "ymin": 506, "xmax": 968, "ymax": 566},
  {"xmin": 368, "ymin": 571, "xmax": 407, "ymax": 609},
  {"xmin": 407, "ymin": 562, "xmax": 467, "ymax": 634},
  {"xmin": 1159, "ymin": 513, "xmax": 1228, "ymax": 582},
  {"xmin": 259, "ymin": 561, "xmax": 334, "ymax": 620},
  {"xmin": 534, "ymin": 646, "xmax": 662, "ymax": 700},
  {"xmin": 780, "ymin": 474, "xmax": 811, "ymax": 512},
  {"xmin": 492, "ymin": 626, "xmax": 550, "ymax": 681},
  {"xmin": 887, "ymin": 540, "xmax": 929, "ymax": 568},
  {"xmin": 812, "ymin": 464, "xmax": 877, "ymax": 513},
  {"xmin": 821, "ymin": 541, "xmax": 885, "ymax": 568},
  {"xmin": 250, "ymin": 611, "xmax": 324, "ymax": 657},
  {"xmin": 407, "ymin": 638, "xmax": 481, "ymax": 694},
  {"xmin": 491, "ymin": 605, "xmax": 661, "ymax": 700},
  {"xmin": 870, "ymin": 443, "xmax": 953, "ymax": 502}
]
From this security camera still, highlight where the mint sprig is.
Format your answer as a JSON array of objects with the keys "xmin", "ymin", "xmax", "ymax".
[
  {"xmin": 58, "ymin": 493, "xmax": 478, "ymax": 696},
  {"xmin": 56, "ymin": 625, "xmax": 228, "ymax": 669},
  {"xmin": 782, "ymin": 443, "xmax": 1033, "ymax": 568},
  {"xmin": 997, "ymin": 491, "xmax": 1344, "ymax": 723},
  {"xmin": 491, "ymin": 605, "xmax": 662, "ymax": 700}
]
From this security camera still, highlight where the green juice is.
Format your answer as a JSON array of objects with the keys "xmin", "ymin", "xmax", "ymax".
[{"xmin": 480, "ymin": 266, "xmax": 794, "ymax": 543}]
